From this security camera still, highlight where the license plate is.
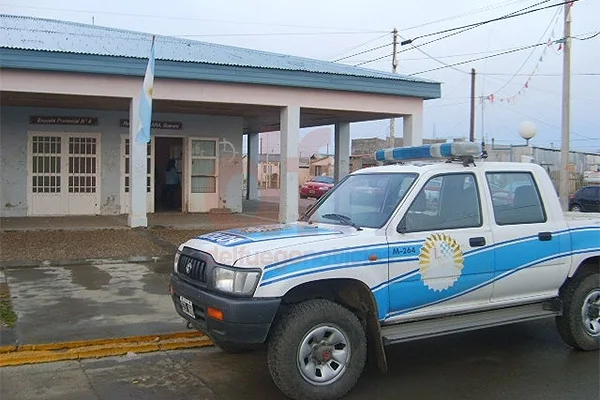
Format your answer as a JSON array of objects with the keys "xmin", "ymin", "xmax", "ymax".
[
  {"xmin": 179, "ymin": 296, "xmax": 195, "ymax": 318},
  {"xmin": 309, "ymin": 190, "xmax": 315, "ymax": 194}
]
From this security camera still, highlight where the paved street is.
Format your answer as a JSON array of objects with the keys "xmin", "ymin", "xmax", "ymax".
[{"xmin": 2, "ymin": 318, "xmax": 598, "ymax": 400}]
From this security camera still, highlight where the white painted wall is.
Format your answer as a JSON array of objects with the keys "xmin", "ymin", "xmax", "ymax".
[{"xmin": 0, "ymin": 106, "xmax": 243, "ymax": 217}]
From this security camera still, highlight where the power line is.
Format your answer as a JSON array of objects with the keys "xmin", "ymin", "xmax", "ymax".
[
  {"xmin": 390, "ymin": 0, "xmax": 560, "ymax": 70},
  {"xmin": 396, "ymin": 0, "xmax": 535, "ymax": 33},
  {"xmin": 491, "ymin": 5, "xmax": 562, "ymax": 95},
  {"xmin": 573, "ymin": 31, "xmax": 600, "ymax": 40},
  {"xmin": 407, "ymin": 41, "xmax": 552, "ymax": 76},
  {"xmin": 400, "ymin": 0, "xmax": 577, "ymax": 47},
  {"xmin": 175, "ymin": 31, "xmax": 389, "ymax": 38},
  {"xmin": 0, "ymin": 4, "xmax": 385, "ymax": 33},
  {"xmin": 326, "ymin": 33, "xmax": 391, "ymax": 61},
  {"xmin": 397, "ymin": 32, "xmax": 470, "ymax": 74},
  {"xmin": 335, "ymin": 42, "xmax": 393, "ymax": 63}
]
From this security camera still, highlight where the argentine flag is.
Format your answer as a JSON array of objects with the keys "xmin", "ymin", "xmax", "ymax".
[{"xmin": 135, "ymin": 36, "xmax": 156, "ymax": 144}]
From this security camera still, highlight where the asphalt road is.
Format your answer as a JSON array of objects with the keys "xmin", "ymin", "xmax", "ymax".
[{"xmin": 2, "ymin": 318, "xmax": 598, "ymax": 400}]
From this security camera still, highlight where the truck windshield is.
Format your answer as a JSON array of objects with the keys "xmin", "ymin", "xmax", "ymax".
[{"xmin": 304, "ymin": 173, "xmax": 418, "ymax": 229}]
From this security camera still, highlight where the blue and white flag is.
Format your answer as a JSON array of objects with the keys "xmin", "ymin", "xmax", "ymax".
[{"xmin": 135, "ymin": 36, "xmax": 156, "ymax": 144}]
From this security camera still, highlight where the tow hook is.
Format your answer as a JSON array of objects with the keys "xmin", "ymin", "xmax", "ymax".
[{"xmin": 187, "ymin": 321, "xmax": 193, "ymax": 330}]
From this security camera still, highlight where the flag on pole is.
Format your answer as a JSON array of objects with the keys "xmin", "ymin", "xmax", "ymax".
[{"xmin": 135, "ymin": 36, "xmax": 156, "ymax": 144}]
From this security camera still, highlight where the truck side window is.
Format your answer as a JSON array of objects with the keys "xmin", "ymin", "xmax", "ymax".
[
  {"xmin": 399, "ymin": 173, "xmax": 482, "ymax": 233},
  {"xmin": 486, "ymin": 172, "xmax": 546, "ymax": 225}
]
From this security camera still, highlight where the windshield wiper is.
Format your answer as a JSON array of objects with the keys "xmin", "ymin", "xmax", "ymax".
[{"xmin": 322, "ymin": 213, "xmax": 362, "ymax": 231}]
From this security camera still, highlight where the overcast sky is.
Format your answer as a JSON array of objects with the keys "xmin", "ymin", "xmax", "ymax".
[{"xmin": 1, "ymin": 0, "xmax": 599, "ymax": 154}]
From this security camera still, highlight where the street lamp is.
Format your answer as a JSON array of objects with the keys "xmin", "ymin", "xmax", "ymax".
[
  {"xmin": 491, "ymin": 121, "xmax": 536, "ymax": 162},
  {"xmin": 518, "ymin": 120, "xmax": 537, "ymax": 146}
]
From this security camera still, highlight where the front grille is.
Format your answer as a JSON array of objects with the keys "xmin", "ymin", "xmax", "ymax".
[{"xmin": 177, "ymin": 254, "xmax": 207, "ymax": 283}]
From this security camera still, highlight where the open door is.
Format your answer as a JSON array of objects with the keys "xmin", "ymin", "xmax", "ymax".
[{"xmin": 186, "ymin": 137, "xmax": 219, "ymax": 213}]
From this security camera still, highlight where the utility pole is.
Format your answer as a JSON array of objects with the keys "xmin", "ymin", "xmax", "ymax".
[
  {"xmin": 389, "ymin": 28, "xmax": 399, "ymax": 147},
  {"xmin": 559, "ymin": 3, "xmax": 572, "ymax": 211},
  {"xmin": 470, "ymin": 68, "xmax": 476, "ymax": 142}
]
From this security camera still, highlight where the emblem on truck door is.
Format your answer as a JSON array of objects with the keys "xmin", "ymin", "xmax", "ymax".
[{"xmin": 419, "ymin": 233, "xmax": 464, "ymax": 292}]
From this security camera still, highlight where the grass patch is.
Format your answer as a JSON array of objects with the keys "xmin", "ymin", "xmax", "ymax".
[{"xmin": 0, "ymin": 284, "xmax": 17, "ymax": 328}]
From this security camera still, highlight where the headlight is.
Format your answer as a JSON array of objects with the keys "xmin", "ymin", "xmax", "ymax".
[
  {"xmin": 213, "ymin": 267, "xmax": 261, "ymax": 296},
  {"xmin": 173, "ymin": 250, "xmax": 181, "ymax": 272}
]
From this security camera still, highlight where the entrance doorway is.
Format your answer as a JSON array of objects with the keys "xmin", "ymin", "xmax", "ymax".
[{"xmin": 155, "ymin": 137, "xmax": 183, "ymax": 212}]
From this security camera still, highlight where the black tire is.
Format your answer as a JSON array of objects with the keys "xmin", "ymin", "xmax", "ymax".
[
  {"xmin": 215, "ymin": 342, "xmax": 254, "ymax": 354},
  {"xmin": 267, "ymin": 299, "xmax": 367, "ymax": 400},
  {"xmin": 556, "ymin": 272, "xmax": 600, "ymax": 351},
  {"xmin": 569, "ymin": 203, "xmax": 582, "ymax": 212}
]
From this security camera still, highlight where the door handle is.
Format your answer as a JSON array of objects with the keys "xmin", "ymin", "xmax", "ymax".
[
  {"xmin": 538, "ymin": 232, "xmax": 552, "ymax": 241},
  {"xmin": 469, "ymin": 237, "xmax": 486, "ymax": 247}
]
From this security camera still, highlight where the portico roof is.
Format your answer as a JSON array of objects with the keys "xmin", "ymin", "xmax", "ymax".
[{"xmin": 0, "ymin": 14, "xmax": 441, "ymax": 99}]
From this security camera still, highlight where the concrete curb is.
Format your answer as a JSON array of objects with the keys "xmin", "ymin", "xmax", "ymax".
[
  {"xmin": 0, "ymin": 255, "xmax": 174, "ymax": 269},
  {"xmin": 0, "ymin": 331, "xmax": 213, "ymax": 367}
]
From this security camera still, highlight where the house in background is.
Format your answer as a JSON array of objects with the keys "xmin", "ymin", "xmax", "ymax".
[
  {"xmin": 242, "ymin": 154, "xmax": 310, "ymax": 189},
  {"xmin": 309, "ymin": 154, "xmax": 334, "ymax": 177}
]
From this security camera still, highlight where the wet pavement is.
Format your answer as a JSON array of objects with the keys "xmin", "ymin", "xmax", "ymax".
[
  {"xmin": 1, "ymin": 318, "xmax": 598, "ymax": 400},
  {"xmin": 0, "ymin": 262, "xmax": 187, "ymax": 346}
]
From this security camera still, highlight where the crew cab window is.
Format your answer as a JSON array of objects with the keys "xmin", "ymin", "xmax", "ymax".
[
  {"xmin": 399, "ymin": 173, "xmax": 482, "ymax": 233},
  {"xmin": 486, "ymin": 172, "xmax": 546, "ymax": 225}
]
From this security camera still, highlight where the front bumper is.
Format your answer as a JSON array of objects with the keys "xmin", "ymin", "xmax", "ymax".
[{"xmin": 170, "ymin": 274, "xmax": 281, "ymax": 344}]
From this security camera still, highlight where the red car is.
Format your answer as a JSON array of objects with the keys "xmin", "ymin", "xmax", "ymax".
[{"xmin": 300, "ymin": 176, "xmax": 335, "ymax": 199}]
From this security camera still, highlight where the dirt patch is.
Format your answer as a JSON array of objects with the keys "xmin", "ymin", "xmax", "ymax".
[
  {"xmin": 0, "ymin": 229, "xmax": 170, "ymax": 263},
  {"xmin": 147, "ymin": 229, "xmax": 210, "ymax": 247}
]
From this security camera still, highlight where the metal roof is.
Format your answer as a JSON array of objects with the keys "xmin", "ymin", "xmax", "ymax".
[{"xmin": 0, "ymin": 14, "xmax": 435, "ymax": 84}]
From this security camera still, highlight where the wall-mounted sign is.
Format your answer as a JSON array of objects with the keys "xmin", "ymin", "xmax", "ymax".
[
  {"xmin": 29, "ymin": 116, "xmax": 99, "ymax": 126},
  {"xmin": 119, "ymin": 119, "xmax": 183, "ymax": 130}
]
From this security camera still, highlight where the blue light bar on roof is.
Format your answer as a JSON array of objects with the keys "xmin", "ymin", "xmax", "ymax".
[{"xmin": 375, "ymin": 142, "xmax": 482, "ymax": 162}]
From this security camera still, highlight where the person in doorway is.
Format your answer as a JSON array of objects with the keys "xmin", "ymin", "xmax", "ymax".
[{"xmin": 164, "ymin": 158, "xmax": 180, "ymax": 210}]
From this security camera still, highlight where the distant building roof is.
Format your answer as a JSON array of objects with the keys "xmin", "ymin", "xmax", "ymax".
[{"xmin": 0, "ymin": 14, "xmax": 441, "ymax": 99}]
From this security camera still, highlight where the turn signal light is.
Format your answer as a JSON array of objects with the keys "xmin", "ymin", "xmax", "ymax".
[{"xmin": 207, "ymin": 307, "xmax": 224, "ymax": 321}]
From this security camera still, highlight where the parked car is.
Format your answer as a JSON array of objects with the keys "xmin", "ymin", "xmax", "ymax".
[
  {"xmin": 569, "ymin": 185, "xmax": 600, "ymax": 212},
  {"xmin": 300, "ymin": 176, "xmax": 335, "ymax": 199}
]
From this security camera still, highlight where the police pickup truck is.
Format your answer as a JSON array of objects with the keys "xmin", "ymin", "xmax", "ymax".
[{"xmin": 169, "ymin": 143, "xmax": 600, "ymax": 400}]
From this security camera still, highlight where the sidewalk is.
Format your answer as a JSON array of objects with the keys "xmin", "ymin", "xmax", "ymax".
[{"xmin": 0, "ymin": 260, "xmax": 191, "ymax": 347}]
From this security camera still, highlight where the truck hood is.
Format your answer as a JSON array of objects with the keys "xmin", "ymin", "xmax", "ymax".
[{"xmin": 180, "ymin": 222, "xmax": 359, "ymax": 266}]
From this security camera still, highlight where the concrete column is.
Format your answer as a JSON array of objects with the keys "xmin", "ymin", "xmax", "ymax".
[
  {"xmin": 128, "ymin": 96, "xmax": 148, "ymax": 228},
  {"xmin": 334, "ymin": 122, "xmax": 350, "ymax": 183},
  {"xmin": 403, "ymin": 110, "xmax": 424, "ymax": 146},
  {"xmin": 279, "ymin": 105, "xmax": 300, "ymax": 224},
  {"xmin": 246, "ymin": 133, "xmax": 259, "ymax": 200}
]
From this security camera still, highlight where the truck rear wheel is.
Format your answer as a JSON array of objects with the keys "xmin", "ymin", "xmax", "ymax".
[
  {"xmin": 267, "ymin": 299, "xmax": 367, "ymax": 400},
  {"xmin": 556, "ymin": 272, "xmax": 600, "ymax": 351}
]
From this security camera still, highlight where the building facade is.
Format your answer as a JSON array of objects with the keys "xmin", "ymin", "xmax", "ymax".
[{"xmin": 0, "ymin": 14, "xmax": 440, "ymax": 225}]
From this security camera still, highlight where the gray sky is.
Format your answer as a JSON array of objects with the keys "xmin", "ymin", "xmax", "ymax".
[{"xmin": 2, "ymin": 0, "xmax": 599, "ymax": 154}]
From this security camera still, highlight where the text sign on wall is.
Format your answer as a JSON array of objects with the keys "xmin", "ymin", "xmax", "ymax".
[
  {"xmin": 119, "ymin": 119, "xmax": 183, "ymax": 130},
  {"xmin": 29, "ymin": 116, "xmax": 99, "ymax": 126}
]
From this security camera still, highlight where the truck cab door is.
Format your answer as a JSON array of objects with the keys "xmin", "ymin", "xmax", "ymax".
[
  {"xmin": 384, "ymin": 172, "xmax": 494, "ymax": 322},
  {"xmin": 485, "ymin": 171, "xmax": 569, "ymax": 303}
]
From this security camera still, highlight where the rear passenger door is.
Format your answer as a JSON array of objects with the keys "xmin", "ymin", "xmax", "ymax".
[
  {"xmin": 486, "ymin": 171, "xmax": 567, "ymax": 303},
  {"xmin": 385, "ymin": 172, "xmax": 495, "ymax": 321}
]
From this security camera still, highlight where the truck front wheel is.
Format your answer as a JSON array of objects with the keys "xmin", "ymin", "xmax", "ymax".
[
  {"xmin": 556, "ymin": 272, "xmax": 600, "ymax": 351},
  {"xmin": 267, "ymin": 299, "xmax": 367, "ymax": 400}
]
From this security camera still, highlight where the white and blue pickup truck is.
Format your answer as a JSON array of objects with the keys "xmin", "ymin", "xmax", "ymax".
[{"xmin": 169, "ymin": 143, "xmax": 600, "ymax": 400}]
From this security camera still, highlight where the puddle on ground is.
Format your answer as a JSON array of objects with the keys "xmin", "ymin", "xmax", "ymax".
[{"xmin": 65, "ymin": 265, "xmax": 111, "ymax": 290}]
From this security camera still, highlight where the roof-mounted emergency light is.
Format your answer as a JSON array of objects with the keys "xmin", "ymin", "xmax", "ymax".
[{"xmin": 375, "ymin": 142, "xmax": 482, "ymax": 165}]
